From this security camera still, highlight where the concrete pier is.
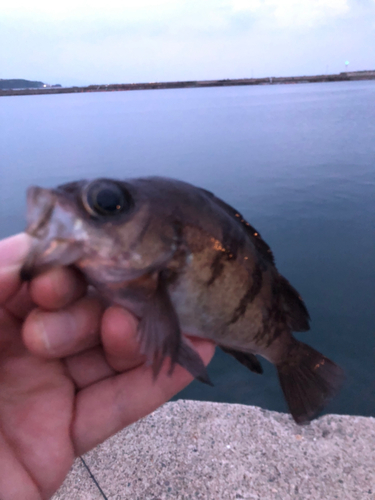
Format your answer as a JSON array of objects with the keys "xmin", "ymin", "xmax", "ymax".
[{"xmin": 52, "ymin": 400, "xmax": 375, "ymax": 499}]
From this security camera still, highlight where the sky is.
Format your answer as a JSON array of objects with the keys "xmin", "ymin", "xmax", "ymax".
[{"xmin": 1, "ymin": 0, "xmax": 374, "ymax": 86}]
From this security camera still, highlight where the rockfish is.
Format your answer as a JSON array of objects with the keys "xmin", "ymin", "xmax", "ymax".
[{"xmin": 21, "ymin": 177, "xmax": 344, "ymax": 424}]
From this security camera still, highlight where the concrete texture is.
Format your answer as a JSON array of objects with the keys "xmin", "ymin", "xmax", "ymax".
[{"xmin": 52, "ymin": 400, "xmax": 375, "ymax": 500}]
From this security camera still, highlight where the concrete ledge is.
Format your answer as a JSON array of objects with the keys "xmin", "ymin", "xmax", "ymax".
[{"xmin": 53, "ymin": 400, "xmax": 375, "ymax": 499}]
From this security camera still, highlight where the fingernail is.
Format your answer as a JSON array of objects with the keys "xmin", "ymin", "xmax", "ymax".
[
  {"xmin": 0, "ymin": 234, "xmax": 32, "ymax": 276},
  {"xmin": 0, "ymin": 234, "xmax": 33, "ymax": 304},
  {"xmin": 35, "ymin": 311, "xmax": 77, "ymax": 354}
]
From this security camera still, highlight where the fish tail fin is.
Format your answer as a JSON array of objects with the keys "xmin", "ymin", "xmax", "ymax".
[{"xmin": 276, "ymin": 339, "xmax": 344, "ymax": 424}]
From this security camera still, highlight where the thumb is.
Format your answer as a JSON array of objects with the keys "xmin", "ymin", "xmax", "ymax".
[{"xmin": 0, "ymin": 233, "xmax": 31, "ymax": 304}]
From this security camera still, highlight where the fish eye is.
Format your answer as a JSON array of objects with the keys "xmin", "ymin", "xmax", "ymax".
[{"xmin": 83, "ymin": 180, "xmax": 132, "ymax": 217}]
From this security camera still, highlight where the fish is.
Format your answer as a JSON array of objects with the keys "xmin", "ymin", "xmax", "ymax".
[{"xmin": 20, "ymin": 177, "xmax": 344, "ymax": 424}]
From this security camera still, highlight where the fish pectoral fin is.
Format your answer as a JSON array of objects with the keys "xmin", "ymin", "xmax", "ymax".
[
  {"xmin": 220, "ymin": 346, "xmax": 263, "ymax": 374},
  {"xmin": 138, "ymin": 271, "xmax": 181, "ymax": 378},
  {"xmin": 138, "ymin": 271, "xmax": 211, "ymax": 385}
]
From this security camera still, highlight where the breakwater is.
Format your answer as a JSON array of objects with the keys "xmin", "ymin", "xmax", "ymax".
[
  {"xmin": 53, "ymin": 400, "xmax": 375, "ymax": 500},
  {"xmin": 2, "ymin": 70, "xmax": 375, "ymax": 97}
]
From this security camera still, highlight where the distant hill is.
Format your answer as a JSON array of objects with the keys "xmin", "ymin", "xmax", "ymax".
[{"xmin": 0, "ymin": 79, "xmax": 49, "ymax": 90}]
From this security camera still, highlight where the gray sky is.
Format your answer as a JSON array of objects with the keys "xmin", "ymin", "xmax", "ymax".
[{"xmin": 1, "ymin": 0, "xmax": 374, "ymax": 86}]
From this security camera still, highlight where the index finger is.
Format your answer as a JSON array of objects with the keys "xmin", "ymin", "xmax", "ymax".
[{"xmin": 0, "ymin": 233, "xmax": 31, "ymax": 304}]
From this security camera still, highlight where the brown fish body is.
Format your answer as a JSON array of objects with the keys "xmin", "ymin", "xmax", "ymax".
[{"xmin": 21, "ymin": 176, "xmax": 344, "ymax": 423}]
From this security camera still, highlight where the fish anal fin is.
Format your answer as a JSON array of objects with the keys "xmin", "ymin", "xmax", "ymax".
[
  {"xmin": 178, "ymin": 338, "xmax": 213, "ymax": 386},
  {"xmin": 221, "ymin": 346, "xmax": 263, "ymax": 374}
]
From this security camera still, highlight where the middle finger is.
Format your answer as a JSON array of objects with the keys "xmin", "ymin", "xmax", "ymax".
[{"xmin": 22, "ymin": 295, "xmax": 104, "ymax": 358}]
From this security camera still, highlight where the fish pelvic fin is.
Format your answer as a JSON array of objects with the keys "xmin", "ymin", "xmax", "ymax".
[
  {"xmin": 138, "ymin": 271, "xmax": 211, "ymax": 384},
  {"xmin": 277, "ymin": 338, "xmax": 344, "ymax": 425},
  {"xmin": 220, "ymin": 346, "xmax": 263, "ymax": 374}
]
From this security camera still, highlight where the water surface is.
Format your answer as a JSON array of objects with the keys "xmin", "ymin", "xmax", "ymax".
[{"xmin": 1, "ymin": 80, "xmax": 374, "ymax": 417}]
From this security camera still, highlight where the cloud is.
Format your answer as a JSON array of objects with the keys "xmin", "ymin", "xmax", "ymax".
[
  {"xmin": 1, "ymin": 0, "xmax": 177, "ymax": 16},
  {"xmin": 229, "ymin": 0, "xmax": 350, "ymax": 27},
  {"xmin": 1, "ymin": 0, "xmax": 350, "ymax": 28}
]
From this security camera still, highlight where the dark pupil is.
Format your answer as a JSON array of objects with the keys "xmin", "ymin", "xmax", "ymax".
[{"xmin": 95, "ymin": 188, "xmax": 122, "ymax": 214}]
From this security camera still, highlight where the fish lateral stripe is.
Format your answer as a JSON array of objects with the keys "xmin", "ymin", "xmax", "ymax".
[
  {"xmin": 206, "ymin": 234, "xmax": 239, "ymax": 286},
  {"xmin": 229, "ymin": 264, "xmax": 263, "ymax": 325},
  {"xmin": 207, "ymin": 252, "xmax": 226, "ymax": 286}
]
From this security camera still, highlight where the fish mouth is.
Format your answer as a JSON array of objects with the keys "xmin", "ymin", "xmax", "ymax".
[
  {"xmin": 20, "ymin": 186, "xmax": 85, "ymax": 281},
  {"xmin": 20, "ymin": 238, "xmax": 84, "ymax": 281}
]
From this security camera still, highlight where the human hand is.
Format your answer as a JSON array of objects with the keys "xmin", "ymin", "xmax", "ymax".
[{"xmin": 0, "ymin": 233, "xmax": 215, "ymax": 500}]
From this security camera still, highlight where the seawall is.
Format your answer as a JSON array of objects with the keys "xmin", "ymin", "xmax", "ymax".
[
  {"xmin": 52, "ymin": 400, "xmax": 375, "ymax": 499},
  {"xmin": 2, "ymin": 71, "xmax": 375, "ymax": 97}
]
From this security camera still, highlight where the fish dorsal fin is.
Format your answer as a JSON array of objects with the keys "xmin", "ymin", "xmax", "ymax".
[
  {"xmin": 277, "ymin": 275, "xmax": 310, "ymax": 332},
  {"xmin": 199, "ymin": 188, "xmax": 275, "ymax": 266},
  {"xmin": 138, "ymin": 271, "xmax": 212, "ymax": 384}
]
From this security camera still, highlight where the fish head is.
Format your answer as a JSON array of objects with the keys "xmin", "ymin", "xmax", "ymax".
[{"xmin": 21, "ymin": 178, "xmax": 178, "ymax": 284}]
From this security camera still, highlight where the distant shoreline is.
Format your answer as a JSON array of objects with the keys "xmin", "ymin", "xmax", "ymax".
[{"xmin": 1, "ymin": 70, "xmax": 374, "ymax": 97}]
